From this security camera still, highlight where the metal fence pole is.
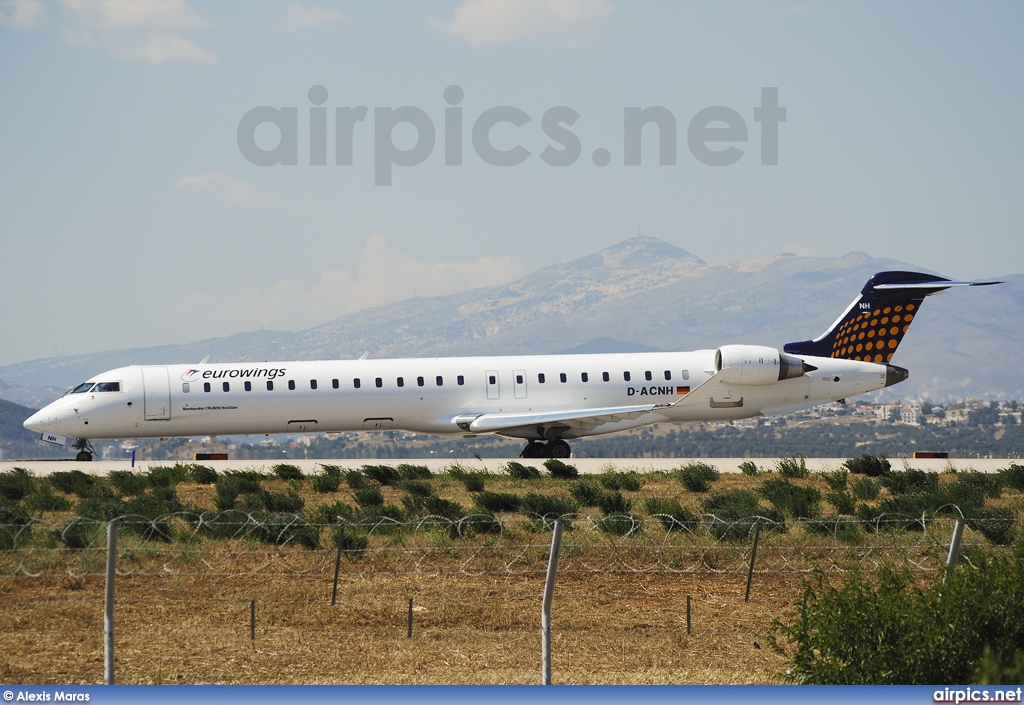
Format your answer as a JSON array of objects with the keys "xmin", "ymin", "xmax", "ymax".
[
  {"xmin": 331, "ymin": 521, "xmax": 344, "ymax": 606},
  {"xmin": 744, "ymin": 521, "xmax": 761, "ymax": 603},
  {"xmin": 104, "ymin": 519, "xmax": 118, "ymax": 685},
  {"xmin": 944, "ymin": 517, "xmax": 967, "ymax": 584},
  {"xmin": 542, "ymin": 517, "xmax": 564, "ymax": 686}
]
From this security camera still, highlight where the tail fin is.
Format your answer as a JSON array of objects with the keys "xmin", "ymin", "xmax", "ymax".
[{"xmin": 784, "ymin": 271, "xmax": 1000, "ymax": 363}]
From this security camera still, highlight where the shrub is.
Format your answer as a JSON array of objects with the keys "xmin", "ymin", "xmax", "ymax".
[
  {"xmin": 0, "ymin": 467, "xmax": 34, "ymax": 501},
  {"xmin": 881, "ymin": 469, "xmax": 939, "ymax": 497},
  {"xmin": 599, "ymin": 514, "xmax": 643, "ymax": 536},
  {"xmin": 0, "ymin": 501, "xmax": 32, "ymax": 550},
  {"xmin": 568, "ymin": 480, "xmax": 604, "ymax": 507},
  {"xmin": 643, "ymin": 497, "xmax": 699, "ymax": 532},
  {"xmin": 187, "ymin": 464, "xmax": 218, "ymax": 484},
  {"xmin": 49, "ymin": 470, "xmax": 95, "ymax": 498},
  {"xmin": 250, "ymin": 512, "xmax": 318, "ymax": 549},
  {"xmin": 804, "ymin": 516, "xmax": 862, "ymax": 541},
  {"xmin": 333, "ymin": 529, "xmax": 369, "ymax": 557},
  {"xmin": 776, "ymin": 455, "xmax": 809, "ymax": 479},
  {"xmin": 259, "ymin": 491, "xmax": 305, "ymax": 513},
  {"xmin": 474, "ymin": 491, "xmax": 522, "ymax": 513},
  {"xmin": 739, "ymin": 460, "xmax": 760, "ymax": 476},
  {"xmin": 273, "ymin": 463, "xmax": 304, "ymax": 481},
  {"xmin": 677, "ymin": 462, "xmax": 720, "ymax": 492},
  {"xmin": 400, "ymin": 480, "xmax": 434, "ymax": 498},
  {"xmin": 954, "ymin": 471, "xmax": 1004, "ymax": 499},
  {"xmin": 504, "ymin": 461, "xmax": 541, "ymax": 480},
  {"xmin": 850, "ymin": 477, "xmax": 880, "ymax": 501},
  {"xmin": 460, "ymin": 472, "xmax": 487, "ymax": 492},
  {"xmin": 147, "ymin": 464, "xmax": 190, "ymax": 488},
  {"xmin": 758, "ymin": 478, "xmax": 821, "ymax": 519},
  {"xmin": 966, "ymin": 508, "xmax": 1018, "ymax": 546},
  {"xmin": 702, "ymin": 490, "xmax": 784, "ymax": 541},
  {"xmin": 362, "ymin": 465, "xmax": 401, "ymax": 486},
  {"xmin": 354, "ymin": 485, "xmax": 385, "ymax": 507},
  {"xmin": 313, "ymin": 501, "xmax": 356, "ymax": 525},
  {"xmin": 319, "ymin": 464, "xmax": 343, "ymax": 478},
  {"xmin": 825, "ymin": 491, "xmax": 856, "ymax": 516},
  {"xmin": 76, "ymin": 493, "xmax": 127, "ymax": 521},
  {"xmin": 422, "ymin": 496, "xmax": 466, "ymax": 521},
  {"xmin": 842, "ymin": 454, "xmax": 891, "ymax": 477},
  {"xmin": 55, "ymin": 518, "xmax": 101, "ymax": 549},
  {"xmin": 520, "ymin": 493, "xmax": 577, "ymax": 520},
  {"xmin": 596, "ymin": 491, "xmax": 632, "ymax": 515},
  {"xmin": 821, "ymin": 469, "xmax": 848, "ymax": 492},
  {"xmin": 598, "ymin": 471, "xmax": 642, "ymax": 492},
  {"xmin": 543, "ymin": 458, "xmax": 579, "ymax": 479},
  {"xmin": 769, "ymin": 549, "xmax": 1024, "ymax": 684},
  {"xmin": 344, "ymin": 470, "xmax": 367, "ymax": 490},
  {"xmin": 1000, "ymin": 463, "xmax": 1024, "ymax": 492},
  {"xmin": 397, "ymin": 464, "xmax": 431, "ymax": 480},
  {"xmin": 109, "ymin": 470, "xmax": 149, "ymax": 496},
  {"xmin": 221, "ymin": 472, "xmax": 264, "ymax": 494},
  {"xmin": 311, "ymin": 473, "xmax": 341, "ymax": 493},
  {"xmin": 25, "ymin": 487, "xmax": 72, "ymax": 513}
]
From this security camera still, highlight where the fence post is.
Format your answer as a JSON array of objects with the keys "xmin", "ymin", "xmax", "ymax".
[
  {"xmin": 250, "ymin": 600, "xmax": 256, "ymax": 641},
  {"xmin": 944, "ymin": 517, "xmax": 967, "ymax": 584},
  {"xmin": 744, "ymin": 521, "xmax": 761, "ymax": 603},
  {"xmin": 542, "ymin": 517, "xmax": 564, "ymax": 685},
  {"xmin": 407, "ymin": 598, "xmax": 413, "ymax": 638},
  {"xmin": 686, "ymin": 595, "xmax": 692, "ymax": 635},
  {"xmin": 331, "ymin": 521, "xmax": 344, "ymax": 606},
  {"xmin": 104, "ymin": 519, "xmax": 118, "ymax": 685}
]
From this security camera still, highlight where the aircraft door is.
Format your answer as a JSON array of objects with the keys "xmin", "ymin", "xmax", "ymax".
[
  {"xmin": 513, "ymin": 369, "xmax": 527, "ymax": 399},
  {"xmin": 485, "ymin": 370, "xmax": 500, "ymax": 400},
  {"xmin": 142, "ymin": 367, "xmax": 171, "ymax": 421}
]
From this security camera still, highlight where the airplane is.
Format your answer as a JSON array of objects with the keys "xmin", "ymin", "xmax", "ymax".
[{"xmin": 24, "ymin": 271, "xmax": 998, "ymax": 461}]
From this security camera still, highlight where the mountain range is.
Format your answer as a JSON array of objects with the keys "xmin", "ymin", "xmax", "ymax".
[{"xmin": 2, "ymin": 236, "xmax": 1020, "ymax": 407}]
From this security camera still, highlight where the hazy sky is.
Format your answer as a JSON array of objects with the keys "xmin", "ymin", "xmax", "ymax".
[{"xmin": 1, "ymin": 0, "xmax": 1022, "ymax": 367}]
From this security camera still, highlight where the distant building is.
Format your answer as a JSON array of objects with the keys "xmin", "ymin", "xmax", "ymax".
[{"xmin": 899, "ymin": 406, "xmax": 922, "ymax": 426}]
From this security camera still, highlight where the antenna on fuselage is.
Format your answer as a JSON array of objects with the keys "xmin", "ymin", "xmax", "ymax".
[
  {"xmin": 358, "ymin": 352, "xmax": 370, "ymax": 360},
  {"xmin": 199, "ymin": 355, "xmax": 210, "ymax": 364}
]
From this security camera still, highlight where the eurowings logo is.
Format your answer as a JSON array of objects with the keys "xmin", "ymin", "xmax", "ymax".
[{"xmin": 181, "ymin": 369, "xmax": 202, "ymax": 382}]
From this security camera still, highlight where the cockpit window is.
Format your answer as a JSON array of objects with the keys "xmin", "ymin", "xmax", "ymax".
[
  {"xmin": 68, "ymin": 383, "xmax": 94, "ymax": 394},
  {"xmin": 93, "ymin": 382, "xmax": 121, "ymax": 392}
]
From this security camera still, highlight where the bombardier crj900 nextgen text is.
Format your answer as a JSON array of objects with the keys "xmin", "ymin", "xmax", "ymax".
[{"xmin": 24, "ymin": 271, "xmax": 998, "ymax": 461}]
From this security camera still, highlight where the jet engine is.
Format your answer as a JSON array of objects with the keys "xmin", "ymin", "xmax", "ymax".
[{"xmin": 714, "ymin": 345, "xmax": 815, "ymax": 385}]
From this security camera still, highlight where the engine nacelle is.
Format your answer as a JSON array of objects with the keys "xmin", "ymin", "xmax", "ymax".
[{"xmin": 715, "ymin": 345, "xmax": 812, "ymax": 386}]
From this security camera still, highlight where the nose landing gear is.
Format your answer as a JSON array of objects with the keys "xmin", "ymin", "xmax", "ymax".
[{"xmin": 72, "ymin": 438, "xmax": 95, "ymax": 462}]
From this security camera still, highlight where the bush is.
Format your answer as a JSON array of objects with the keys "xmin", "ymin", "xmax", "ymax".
[
  {"xmin": 109, "ymin": 470, "xmax": 149, "ymax": 496},
  {"xmin": 759, "ymin": 478, "xmax": 821, "ymax": 519},
  {"xmin": 520, "ymin": 493, "xmax": 577, "ymax": 520},
  {"xmin": 273, "ymin": 463, "xmax": 304, "ymax": 481},
  {"xmin": 250, "ymin": 512, "xmax": 318, "ymax": 549},
  {"xmin": 187, "ymin": 464, "xmax": 218, "ymax": 485},
  {"xmin": 824, "ymin": 491, "xmax": 856, "ymax": 516},
  {"xmin": 596, "ymin": 491, "xmax": 632, "ymax": 515},
  {"xmin": 55, "ymin": 518, "xmax": 102, "ymax": 549},
  {"xmin": 598, "ymin": 471, "xmax": 642, "ymax": 492},
  {"xmin": 460, "ymin": 472, "xmax": 487, "ymax": 492},
  {"xmin": 702, "ymin": 490, "xmax": 784, "ymax": 540},
  {"xmin": 49, "ymin": 470, "xmax": 95, "ymax": 498},
  {"xmin": 821, "ymin": 469, "xmax": 848, "ymax": 492},
  {"xmin": 966, "ymin": 508, "xmax": 1018, "ymax": 546},
  {"xmin": 25, "ymin": 487, "xmax": 72, "ymax": 513},
  {"xmin": 76, "ymin": 493, "xmax": 127, "ymax": 521},
  {"xmin": 504, "ymin": 461, "xmax": 541, "ymax": 480},
  {"xmin": 397, "ymin": 464, "xmax": 431, "ymax": 480},
  {"xmin": 954, "ymin": 471, "xmax": 1004, "ymax": 499},
  {"xmin": 354, "ymin": 485, "xmax": 385, "ymax": 507},
  {"xmin": 400, "ymin": 480, "xmax": 434, "ymax": 498},
  {"xmin": 147, "ymin": 464, "xmax": 190, "ymax": 488},
  {"xmin": 0, "ymin": 501, "xmax": 32, "ymax": 550},
  {"xmin": 677, "ymin": 462, "xmax": 720, "ymax": 492},
  {"xmin": 599, "ymin": 513, "xmax": 643, "ymax": 536},
  {"xmin": 422, "ymin": 496, "xmax": 466, "ymax": 521},
  {"xmin": 776, "ymin": 455, "xmax": 809, "ymax": 479},
  {"xmin": 344, "ymin": 470, "xmax": 367, "ymax": 490},
  {"xmin": 475, "ymin": 491, "xmax": 522, "ymax": 513},
  {"xmin": 769, "ymin": 549, "xmax": 1024, "ymax": 684},
  {"xmin": 543, "ymin": 458, "xmax": 579, "ymax": 479},
  {"xmin": 643, "ymin": 497, "xmax": 699, "ymax": 532},
  {"xmin": 0, "ymin": 467, "xmax": 34, "ymax": 501},
  {"xmin": 221, "ymin": 472, "xmax": 264, "ymax": 494},
  {"xmin": 259, "ymin": 491, "xmax": 305, "ymax": 513},
  {"xmin": 311, "ymin": 473, "xmax": 341, "ymax": 493},
  {"xmin": 568, "ymin": 480, "xmax": 604, "ymax": 507},
  {"xmin": 804, "ymin": 516, "xmax": 862, "ymax": 541},
  {"xmin": 739, "ymin": 460, "xmax": 760, "ymax": 476},
  {"xmin": 1000, "ymin": 463, "xmax": 1024, "ymax": 492},
  {"xmin": 881, "ymin": 469, "xmax": 939, "ymax": 497},
  {"xmin": 320, "ymin": 464, "xmax": 343, "ymax": 478},
  {"xmin": 362, "ymin": 465, "xmax": 401, "ymax": 486},
  {"xmin": 850, "ymin": 477, "xmax": 880, "ymax": 501},
  {"xmin": 843, "ymin": 454, "xmax": 891, "ymax": 477},
  {"xmin": 313, "ymin": 501, "xmax": 356, "ymax": 525}
]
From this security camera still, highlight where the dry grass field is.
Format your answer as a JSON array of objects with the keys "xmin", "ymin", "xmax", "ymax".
[{"xmin": 1, "ymin": 460, "xmax": 1017, "ymax": 684}]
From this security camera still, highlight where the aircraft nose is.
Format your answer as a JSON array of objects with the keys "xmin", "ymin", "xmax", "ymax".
[{"xmin": 24, "ymin": 409, "xmax": 49, "ymax": 433}]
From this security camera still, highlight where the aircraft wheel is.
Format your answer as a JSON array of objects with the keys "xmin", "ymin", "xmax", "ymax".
[
  {"xmin": 75, "ymin": 451, "xmax": 93, "ymax": 462},
  {"xmin": 521, "ymin": 441, "xmax": 545, "ymax": 458},
  {"xmin": 549, "ymin": 440, "xmax": 571, "ymax": 458}
]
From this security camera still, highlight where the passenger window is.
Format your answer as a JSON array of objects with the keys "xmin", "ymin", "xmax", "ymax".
[
  {"xmin": 602, "ymin": 372, "xmax": 609, "ymax": 382},
  {"xmin": 417, "ymin": 376, "xmax": 425, "ymax": 387},
  {"xmin": 397, "ymin": 377, "xmax": 405, "ymax": 388},
  {"xmin": 559, "ymin": 373, "xmax": 567, "ymax": 383},
  {"xmin": 375, "ymin": 377, "xmax": 383, "ymax": 388},
  {"xmin": 182, "ymin": 383, "xmax": 190, "ymax": 393},
  {"xmin": 623, "ymin": 371, "xmax": 631, "ymax": 382},
  {"xmin": 538, "ymin": 373, "xmax": 546, "ymax": 383},
  {"xmin": 353, "ymin": 378, "xmax": 361, "ymax": 389},
  {"xmin": 436, "ymin": 376, "xmax": 443, "ymax": 386},
  {"xmin": 489, "ymin": 375, "xmax": 496, "ymax": 385},
  {"xmin": 222, "ymin": 382, "xmax": 230, "ymax": 392},
  {"xmin": 682, "ymin": 370, "xmax": 689, "ymax": 380},
  {"xmin": 332, "ymin": 379, "xmax": 339, "ymax": 389},
  {"xmin": 457, "ymin": 375, "xmax": 465, "ymax": 386},
  {"xmin": 204, "ymin": 382, "xmax": 211, "ymax": 393},
  {"xmin": 267, "ymin": 381, "xmax": 274, "ymax": 391},
  {"xmin": 516, "ymin": 374, "xmax": 524, "ymax": 384},
  {"xmin": 288, "ymin": 380, "xmax": 296, "ymax": 391},
  {"xmin": 664, "ymin": 370, "xmax": 671, "ymax": 381},
  {"xmin": 645, "ymin": 371, "xmax": 652, "ymax": 381},
  {"xmin": 244, "ymin": 381, "xmax": 252, "ymax": 392},
  {"xmin": 581, "ymin": 372, "xmax": 589, "ymax": 383},
  {"xmin": 311, "ymin": 379, "xmax": 318, "ymax": 390}
]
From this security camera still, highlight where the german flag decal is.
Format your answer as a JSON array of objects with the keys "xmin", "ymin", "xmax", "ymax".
[{"xmin": 676, "ymin": 386, "xmax": 690, "ymax": 395}]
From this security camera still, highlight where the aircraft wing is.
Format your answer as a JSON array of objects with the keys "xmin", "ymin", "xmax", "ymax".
[{"xmin": 454, "ymin": 369, "xmax": 733, "ymax": 436}]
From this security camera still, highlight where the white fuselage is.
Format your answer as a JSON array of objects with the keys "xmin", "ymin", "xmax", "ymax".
[{"xmin": 23, "ymin": 350, "xmax": 890, "ymax": 442}]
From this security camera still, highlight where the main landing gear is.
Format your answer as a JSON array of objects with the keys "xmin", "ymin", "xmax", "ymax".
[
  {"xmin": 520, "ymin": 439, "xmax": 571, "ymax": 459},
  {"xmin": 72, "ymin": 438, "xmax": 94, "ymax": 462}
]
